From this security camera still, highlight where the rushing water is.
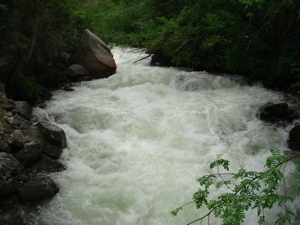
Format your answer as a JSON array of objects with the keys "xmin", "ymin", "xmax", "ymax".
[{"xmin": 31, "ymin": 47, "xmax": 299, "ymax": 225}]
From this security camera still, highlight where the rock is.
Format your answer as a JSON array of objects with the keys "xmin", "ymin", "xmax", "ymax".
[
  {"xmin": 0, "ymin": 180, "xmax": 15, "ymax": 198},
  {"xmin": 75, "ymin": 29, "xmax": 117, "ymax": 78},
  {"xmin": 287, "ymin": 125, "xmax": 300, "ymax": 151},
  {"xmin": 15, "ymin": 174, "xmax": 28, "ymax": 183},
  {"xmin": 14, "ymin": 176, "xmax": 59, "ymax": 203},
  {"xmin": 0, "ymin": 142, "xmax": 10, "ymax": 153},
  {"xmin": 0, "ymin": 152, "xmax": 24, "ymax": 177},
  {"xmin": 29, "ymin": 154, "xmax": 66, "ymax": 173},
  {"xmin": 66, "ymin": 64, "xmax": 89, "ymax": 81},
  {"xmin": 14, "ymin": 141, "xmax": 43, "ymax": 168},
  {"xmin": 257, "ymin": 102, "xmax": 298, "ymax": 122},
  {"xmin": 11, "ymin": 130, "xmax": 25, "ymax": 150},
  {"xmin": 63, "ymin": 84, "xmax": 74, "ymax": 92},
  {"xmin": 15, "ymin": 101, "xmax": 32, "ymax": 121},
  {"xmin": 0, "ymin": 207, "xmax": 29, "ymax": 224},
  {"xmin": 37, "ymin": 121, "xmax": 67, "ymax": 149},
  {"xmin": 13, "ymin": 115, "xmax": 32, "ymax": 129},
  {"xmin": 0, "ymin": 196, "xmax": 20, "ymax": 214},
  {"xmin": 27, "ymin": 122, "xmax": 67, "ymax": 159}
]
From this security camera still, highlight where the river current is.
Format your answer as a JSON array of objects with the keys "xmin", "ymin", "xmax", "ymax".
[{"xmin": 31, "ymin": 47, "xmax": 299, "ymax": 225}]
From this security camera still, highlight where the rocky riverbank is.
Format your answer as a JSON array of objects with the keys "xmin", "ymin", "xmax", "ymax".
[
  {"xmin": 0, "ymin": 86, "xmax": 67, "ymax": 224},
  {"xmin": 0, "ymin": 29, "xmax": 118, "ymax": 224}
]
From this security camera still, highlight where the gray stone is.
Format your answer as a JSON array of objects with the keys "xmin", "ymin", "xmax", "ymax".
[
  {"xmin": 13, "ymin": 115, "xmax": 31, "ymax": 129},
  {"xmin": 14, "ymin": 141, "xmax": 43, "ymax": 168},
  {"xmin": 27, "ymin": 122, "xmax": 67, "ymax": 159},
  {"xmin": 11, "ymin": 130, "xmax": 25, "ymax": 149},
  {"xmin": 75, "ymin": 29, "xmax": 117, "ymax": 78},
  {"xmin": 257, "ymin": 102, "xmax": 298, "ymax": 122},
  {"xmin": 15, "ymin": 101, "xmax": 32, "ymax": 120},
  {"xmin": 0, "ymin": 206, "xmax": 31, "ymax": 225},
  {"xmin": 0, "ymin": 153, "xmax": 24, "ymax": 177},
  {"xmin": 29, "ymin": 154, "xmax": 66, "ymax": 173},
  {"xmin": 0, "ymin": 181, "xmax": 15, "ymax": 198},
  {"xmin": 37, "ymin": 121, "xmax": 67, "ymax": 149},
  {"xmin": 66, "ymin": 64, "xmax": 89, "ymax": 81},
  {"xmin": 15, "ymin": 176, "xmax": 59, "ymax": 203},
  {"xmin": 0, "ymin": 195, "xmax": 20, "ymax": 214}
]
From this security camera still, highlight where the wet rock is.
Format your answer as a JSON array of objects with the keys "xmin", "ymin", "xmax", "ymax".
[
  {"xmin": 0, "ymin": 180, "xmax": 15, "ymax": 198},
  {"xmin": 0, "ymin": 152, "xmax": 24, "ymax": 177},
  {"xmin": 27, "ymin": 122, "xmax": 66, "ymax": 159},
  {"xmin": 15, "ymin": 101, "xmax": 32, "ymax": 121},
  {"xmin": 0, "ymin": 142, "xmax": 10, "ymax": 153},
  {"xmin": 4, "ymin": 116, "xmax": 14, "ymax": 125},
  {"xmin": 15, "ymin": 174, "xmax": 28, "ymax": 183},
  {"xmin": 11, "ymin": 130, "xmax": 25, "ymax": 150},
  {"xmin": 37, "ymin": 121, "xmax": 67, "ymax": 149},
  {"xmin": 13, "ymin": 115, "xmax": 31, "ymax": 129},
  {"xmin": 0, "ymin": 207, "xmax": 28, "ymax": 225},
  {"xmin": 75, "ymin": 29, "xmax": 117, "ymax": 78},
  {"xmin": 66, "ymin": 64, "xmax": 89, "ymax": 81},
  {"xmin": 14, "ymin": 141, "xmax": 43, "ymax": 168},
  {"xmin": 29, "ymin": 154, "xmax": 66, "ymax": 173},
  {"xmin": 257, "ymin": 102, "xmax": 298, "ymax": 122},
  {"xmin": 63, "ymin": 84, "xmax": 74, "ymax": 92},
  {"xmin": 287, "ymin": 125, "xmax": 300, "ymax": 151},
  {"xmin": 15, "ymin": 176, "xmax": 59, "ymax": 203},
  {"xmin": 0, "ymin": 196, "xmax": 20, "ymax": 214}
]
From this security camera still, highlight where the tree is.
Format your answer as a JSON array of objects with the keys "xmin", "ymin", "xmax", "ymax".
[
  {"xmin": 172, "ymin": 148, "xmax": 300, "ymax": 225},
  {"xmin": 0, "ymin": 0, "xmax": 83, "ymax": 104}
]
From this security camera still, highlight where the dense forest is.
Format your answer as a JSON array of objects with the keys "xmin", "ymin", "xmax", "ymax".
[{"xmin": 0, "ymin": 0, "xmax": 300, "ymax": 104}]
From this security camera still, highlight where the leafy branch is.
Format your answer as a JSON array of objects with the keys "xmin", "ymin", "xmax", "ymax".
[{"xmin": 172, "ymin": 147, "xmax": 300, "ymax": 225}]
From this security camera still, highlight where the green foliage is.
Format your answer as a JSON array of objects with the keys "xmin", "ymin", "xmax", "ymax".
[
  {"xmin": 16, "ymin": 76, "xmax": 42, "ymax": 102},
  {"xmin": 172, "ymin": 147, "xmax": 300, "ymax": 225},
  {"xmin": 0, "ymin": 0, "xmax": 84, "ymax": 99},
  {"xmin": 81, "ymin": 0, "xmax": 300, "ymax": 92}
]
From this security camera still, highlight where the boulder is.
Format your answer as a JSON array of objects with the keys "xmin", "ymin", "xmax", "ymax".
[
  {"xmin": 29, "ymin": 154, "xmax": 66, "ymax": 173},
  {"xmin": 12, "ymin": 115, "xmax": 32, "ymax": 129},
  {"xmin": 287, "ymin": 125, "xmax": 300, "ymax": 151},
  {"xmin": 0, "ymin": 152, "xmax": 24, "ymax": 177},
  {"xmin": 14, "ymin": 141, "xmax": 43, "ymax": 168},
  {"xmin": 66, "ymin": 64, "xmax": 89, "ymax": 81},
  {"xmin": 15, "ymin": 101, "xmax": 32, "ymax": 121},
  {"xmin": 14, "ymin": 176, "xmax": 59, "ymax": 203},
  {"xmin": 75, "ymin": 29, "xmax": 117, "ymax": 78},
  {"xmin": 27, "ymin": 122, "xmax": 67, "ymax": 159},
  {"xmin": 37, "ymin": 121, "xmax": 67, "ymax": 149},
  {"xmin": 257, "ymin": 102, "xmax": 298, "ymax": 122},
  {"xmin": 0, "ymin": 196, "xmax": 20, "ymax": 214},
  {"xmin": 0, "ymin": 181, "xmax": 15, "ymax": 198},
  {"xmin": 10, "ymin": 130, "xmax": 26, "ymax": 150}
]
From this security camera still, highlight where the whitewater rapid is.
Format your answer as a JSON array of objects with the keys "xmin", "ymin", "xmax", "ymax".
[{"xmin": 31, "ymin": 47, "xmax": 299, "ymax": 225}]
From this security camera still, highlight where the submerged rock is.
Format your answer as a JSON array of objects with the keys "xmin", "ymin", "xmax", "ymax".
[
  {"xmin": 288, "ymin": 125, "xmax": 300, "ymax": 151},
  {"xmin": 257, "ymin": 102, "xmax": 298, "ymax": 122}
]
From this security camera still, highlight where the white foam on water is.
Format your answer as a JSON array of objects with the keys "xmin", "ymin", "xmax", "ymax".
[{"xmin": 31, "ymin": 47, "xmax": 300, "ymax": 225}]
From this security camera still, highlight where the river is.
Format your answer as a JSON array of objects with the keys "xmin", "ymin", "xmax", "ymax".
[{"xmin": 31, "ymin": 47, "xmax": 299, "ymax": 225}]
